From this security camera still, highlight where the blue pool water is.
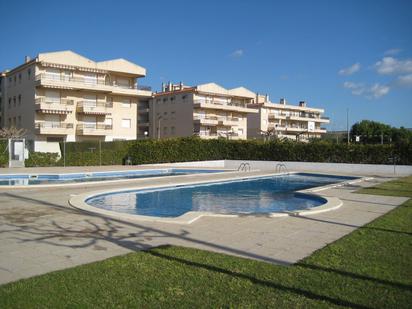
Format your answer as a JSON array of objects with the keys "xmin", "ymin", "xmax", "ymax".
[
  {"xmin": 0, "ymin": 169, "xmax": 225, "ymax": 186},
  {"xmin": 86, "ymin": 173, "xmax": 357, "ymax": 217}
]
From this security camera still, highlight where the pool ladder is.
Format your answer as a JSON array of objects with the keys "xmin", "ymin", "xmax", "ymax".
[
  {"xmin": 275, "ymin": 163, "xmax": 289, "ymax": 174},
  {"xmin": 237, "ymin": 162, "xmax": 251, "ymax": 172}
]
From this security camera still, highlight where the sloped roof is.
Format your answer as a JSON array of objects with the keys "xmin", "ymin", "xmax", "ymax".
[
  {"xmin": 229, "ymin": 86, "xmax": 256, "ymax": 98},
  {"xmin": 37, "ymin": 50, "xmax": 146, "ymax": 76}
]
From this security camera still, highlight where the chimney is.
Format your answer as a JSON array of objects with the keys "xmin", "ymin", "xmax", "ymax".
[
  {"xmin": 299, "ymin": 101, "xmax": 306, "ymax": 107},
  {"xmin": 265, "ymin": 94, "xmax": 269, "ymax": 102},
  {"xmin": 161, "ymin": 82, "xmax": 165, "ymax": 92},
  {"xmin": 168, "ymin": 81, "xmax": 172, "ymax": 91},
  {"xmin": 179, "ymin": 81, "xmax": 183, "ymax": 90},
  {"xmin": 280, "ymin": 98, "xmax": 286, "ymax": 105},
  {"xmin": 24, "ymin": 56, "xmax": 31, "ymax": 63}
]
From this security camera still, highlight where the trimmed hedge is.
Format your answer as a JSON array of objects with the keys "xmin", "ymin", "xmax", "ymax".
[
  {"xmin": 58, "ymin": 137, "xmax": 412, "ymax": 167},
  {"xmin": 0, "ymin": 140, "xmax": 8, "ymax": 167},
  {"xmin": 25, "ymin": 152, "xmax": 60, "ymax": 167}
]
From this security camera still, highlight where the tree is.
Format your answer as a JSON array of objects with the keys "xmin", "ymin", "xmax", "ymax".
[{"xmin": 350, "ymin": 120, "xmax": 412, "ymax": 144}]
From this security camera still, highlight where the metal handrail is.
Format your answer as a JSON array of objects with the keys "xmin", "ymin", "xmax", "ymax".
[
  {"xmin": 76, "ymin": 124, "xmax": 112, "ymax": 130},
  {"xmin": 35, "ymin": 98, "xmax": 74, "ymax": 105},
  {"xmin": 77, "ymin": 101, "xmax": 113, "ymax": 108},
  {"xmin": 275, "ymin": 163, "xmax": 289, "ymax": 174},
  {"xmin": 237, "ymin": 162, "xmax": 251, "ymax": 172}
]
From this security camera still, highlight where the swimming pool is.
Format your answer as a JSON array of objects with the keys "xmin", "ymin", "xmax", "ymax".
[
  {"xmin": 86, "ymin": 173, "xmax": 357, "ymax": 218},
  {"xmin": 0, "ymin": 169, "xmax": 225, "ymax": 186}
]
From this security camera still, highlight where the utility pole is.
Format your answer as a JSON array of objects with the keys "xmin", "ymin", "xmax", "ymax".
[
  {"xmin": 381, "ymin": 133, "xmax": 383, "ymax": 145},
  {"xmin": 346, "ymin": 108, "xmax": 349, "ymax": 145}
]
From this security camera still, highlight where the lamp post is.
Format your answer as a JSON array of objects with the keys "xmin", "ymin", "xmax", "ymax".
[
  {"xmin": 157, "ymin": 116, "xmax": 162, "ymax": 140},
  {"xmin": 144, "ymin": 131, "xmax": 148, "ymax": 139}
]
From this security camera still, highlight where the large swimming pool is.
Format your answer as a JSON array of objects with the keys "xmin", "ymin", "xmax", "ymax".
[
  {"xmin": 0, "ymin": 169, "xmax": 225, "ymax": 186},
  {"xmin": 86, "ymin": 173, "xmax": 357, "ymax": 218}
]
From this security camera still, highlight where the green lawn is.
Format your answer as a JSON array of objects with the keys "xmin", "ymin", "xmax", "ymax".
[{"xmin": 1, "ymin": 177, "xmax": 411, "ymax": 308}]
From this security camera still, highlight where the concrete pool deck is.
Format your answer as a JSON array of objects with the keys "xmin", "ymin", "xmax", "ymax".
[{"xmin": 0, "ymin": 166, "xmax": 409, "ymax": 285}]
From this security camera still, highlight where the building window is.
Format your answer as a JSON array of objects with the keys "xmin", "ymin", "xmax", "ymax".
[
  {"xmin": 18, "ymin": 73, "xmax": 22, "ymax": 84},
  {"xmin": 18, "ymin": 94, "xmax": 22, "ymax": 105},
  {"xmin": 163, "ymin": 98, "xmax": 167, "ymax": 102},
  {"xmin": 17, "ymin": 116, "xmax": 22, "ymax": 128},
  {"xmin": 182, "ymin": 95, "xmax": 187, "ymax": 100},
  {"xmin": 8, "ymin": 77, "xmax": 12, "ymax": 85},
  {"xmin": 171, "ymin": 126, "xmax": 175, "ymax": 135},
  {"xmin": 171, "ymin": 111, "xmax": 176, "ymax": 119},
  {"xmin": 163, "ymin": 127, "xmax": 168, "ymax": 135},
  {"xmin": 170, "ymin": 96, "xmax": 175, "ymax": 102},
  {"xmin": 8, "ymin": 98, "xmax": 11, "ymax": 108},
  {"xmin": 14, "ymin": 76, "xmax": 16, "ymax": 86},
  {"xmin": 121, "ymin": 118, "xmax": 131, "ymax": 128},
  {"xmin": 105, "ymin": 118, "xmax": 113, "ymax": 126},
  {"xmin": 122, "ymin": 99, "xmax": 131, "ymax": 108},
  {"xmin": 156, "ymin": 98, "xmax": 161, "ymax": 103},
  {"xmin": 13, "ymin": 96, "xmax": 16, "ymax": 107},
  {"xmin": 28, "ymin": 68, "xmax": 31, "ymax": 79}
]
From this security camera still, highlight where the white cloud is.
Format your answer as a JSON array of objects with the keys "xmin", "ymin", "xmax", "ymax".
[
  {"xmin": 384, "ymin": 48, "xmax": 402, "ymax": 56},
  {"xmin": 374, "ymin": 57, "xmax": 412, "ymax": 75},
  {"xmin": 396, "ymin": 74, "xmax": 412, "ymax": 87},
  {"xmin": 368, "ymin": 83, "xmax": 390, "ymax": 98},
  {"xmin": 338, "ymin": 63, "xmax": 361, "ymax": 76},
  {"xmin": 343, "ymin": 81, "xmax": 390, "ymax": 99},
  {"xmin": 230, "ymin": 49, "xmax": 244, "ymax": 58}
]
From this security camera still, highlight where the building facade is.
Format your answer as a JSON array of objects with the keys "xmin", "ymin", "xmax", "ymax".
[
  {"xmin": 247, "ymin": 96, "xmax": 330, "ymax": 140},
  {"xmin": 149, "ymin": 82, "xmax": 258, "ymax": 139},
  {"xmin": 0, "ymin": 51, "xmax": 151, "ymax": 153}
]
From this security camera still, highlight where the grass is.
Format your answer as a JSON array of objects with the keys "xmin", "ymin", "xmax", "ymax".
[
  {"xmin": 0, "ymin": 178, "xmax": 411, "ymax": 308},
  {"xmin": 357, "ymin": 176, "xmax": 412, "ymax": 197}
]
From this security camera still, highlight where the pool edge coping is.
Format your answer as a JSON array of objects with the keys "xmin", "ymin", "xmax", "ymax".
[{"xmin": 69, "ymin": 172, "xmax": 369, "ymax": 224}]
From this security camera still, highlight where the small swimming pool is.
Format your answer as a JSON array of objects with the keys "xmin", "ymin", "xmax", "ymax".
[
  {"xmin": 0, "ymin": 169, "xmax": 225, "ymax": 186},
  {"xmin": 86, "ymin": 173, "xmax": 357, "ymax": 218}
]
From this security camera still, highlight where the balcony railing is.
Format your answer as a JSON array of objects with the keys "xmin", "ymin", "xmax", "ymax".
[
  {"xmin": 77, "ymin": 101, "xmax": 113, "ymax": 114},
  {"xmin": 35, "ymin": 98, "xmax": 75, "ymax": 106},
  {"xmin": 76, "ymin": 124, "xmax": 112, "ymax": 136},
  {"xmin": 35, "ymin": 122, "xmax": 73, "ymax": 129},
  {"xmin": 35, "ymin": 74, "xmax": 152, "ymax": 92},
  {"xmin": 193, "ymin": 100, "xmax": 248, "ymax": 109}
]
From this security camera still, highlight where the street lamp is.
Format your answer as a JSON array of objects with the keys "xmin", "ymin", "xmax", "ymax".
[{"xmin": 144, "ymin": 131, "xmax": 148, "ymax": 139}]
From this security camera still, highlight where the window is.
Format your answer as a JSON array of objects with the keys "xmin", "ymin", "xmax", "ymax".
[
  {"xmin": 18, "ymin": 95, "xmax": 21, "ymax": 105},
  {"xmin": 8, "ymin": 98, "xmax": 11, "ymax": 108},
  {"xmin": 163, "ymin": 98, "xmax": 167, "ymax": 102},
  {"xmin": 182, "ymin": 95, "xmax": 187, "ymax": 100},
  {"xmin": 121, "ymin": 118, "xmax": 131, "ymax": 128},
  {"xmin": 171, "ymin": 126, "xmax": 175, "ymax": 135},
  {"xmin": 170, "ymin": 96, "xmax": 175, "ymax": 102},
  {"xmin": 122, "ymin": 99, "xmax": 131, "ymax": 108},
  {"xmin": 156, "ymin": 98, "xmax": 161, "ymax": 103},
  {"xmin": 28, "ymin": 68, "xmax": 31, "ymax": 79},
  {"xmin": 238, "ymin": 128, "xmax": 244, "ymax": 135},
  {"xmin": 14, "ymin": 75, "xmax": 16, "ymax": 86},
  {"xmin": 18, "ymin": 73, "xmax": 22, "ymax": 84},
  {"xmin": 17, "ymin": 116, "xmax": 21, "ymax": 128},
  {"xmin": 163, "ymin": 127, "xmax": 168, "ymax": 135},
  {"xmin": 171, "ymin": 111, "xmax": 176, "ymax": 119},
  {"xmin": 105, "ymin": 118, "xmax": 113, "ymax": 127},
  {"xmin": 13, "ymin": 96, "xmax": 16, "ymax": 107}
]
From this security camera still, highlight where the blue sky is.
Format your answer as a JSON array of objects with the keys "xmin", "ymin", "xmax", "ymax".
[{"xmin": 1, "ymin": 0, "xmax": 411, "ymax": 129}]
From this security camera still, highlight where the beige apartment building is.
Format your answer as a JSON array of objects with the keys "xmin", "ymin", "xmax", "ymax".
[
  {"xmin": 0, "ymin": 51, "xmax": 151, "ymax": 153},
  {"xmin": 247, "ymin": 95, "xmax": 330, "ymax": 140},
  {"xmin": 150, "ymin": 82, "xmax": 258, "ymax": 139}
]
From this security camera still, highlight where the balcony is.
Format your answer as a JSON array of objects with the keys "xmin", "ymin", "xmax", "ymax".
[
  {"xmin": 219, "ymin": 117, "xmax": 240, "ymax": 126},
  {"xmin": 76, "ymin": 124, "xmax": 112, "ymax": 136},
  {"xmin": 35, "ymin": 74, "xmax": 152, "ymax": 97},
  {"xmin": 35, "ymin": 122, "xmax": 73, "ymax": 135},
  {"xmin": 77, "ymin": 101, "xmax": 112, "ymax": 115},
  {"xmin": 35, "ymin": 98, "xmax": 74, "ymax": 114},
  {"xmin": 268, "ymin": 113, "xmax": 286, "ymax": 120},
  {"xmin": 194, "ymin": 116, "xmax": 219, "ymax": 126},
  {"xmin": 193, "ymin": 100, "xmax": 258, "ymax": 114}
]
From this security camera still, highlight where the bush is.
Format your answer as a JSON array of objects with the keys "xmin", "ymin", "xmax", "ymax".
[{"xmin": 25, "ymin": 152, "xmax": 60, "ymax": 167}]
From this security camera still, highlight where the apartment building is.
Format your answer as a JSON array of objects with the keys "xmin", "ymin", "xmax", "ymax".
[
  {"xmin": 247, "ymin": 95, "xmax": 330, "ymax": 140},
  {"xmin": 150, "ymin": 82, "xmax": 258, "ymax": 139},
  {"xmin": 0, "ymin": 50, "xmax": 152, "ymax": 153}
]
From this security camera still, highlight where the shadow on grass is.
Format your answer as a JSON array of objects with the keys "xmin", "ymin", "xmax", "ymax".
[{"xmin": 147, "ymin": 246, "xmax": 371, "ymax": 309}]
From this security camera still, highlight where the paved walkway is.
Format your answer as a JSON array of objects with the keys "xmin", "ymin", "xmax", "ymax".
[{"xmin": 0, "ymin": 170, "xmax": 409, "ymax": 285}]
